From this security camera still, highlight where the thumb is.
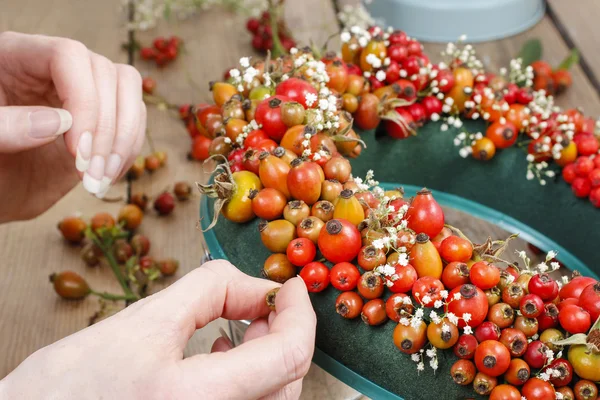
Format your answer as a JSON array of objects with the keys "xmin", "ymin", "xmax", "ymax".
[{"xmin": 0, "ymin": 106, "xmax": 72, "ymax": 153}]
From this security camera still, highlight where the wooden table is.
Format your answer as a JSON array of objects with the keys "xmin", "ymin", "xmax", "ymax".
[{"xmin": 1, "ymin": 1, "xmax": 599, "ymax": 398}]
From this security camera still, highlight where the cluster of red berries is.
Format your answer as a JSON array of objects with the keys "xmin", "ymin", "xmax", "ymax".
[
  {"xmin": 562, "ymin": 154, "xmax": 600, "ymax": 206},
  {"xmin": 139, "ymin": 36, "xmax": 182, "ymax": 67},
  {"xmin": 530, "ymin": 60, "xmax": 573, "ymax": 95},
  {"xmin": 246, "ymin": 11, "xmax": 295, "ymax": 54}
]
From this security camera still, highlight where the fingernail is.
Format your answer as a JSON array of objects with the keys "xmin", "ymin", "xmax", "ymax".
[
  {"xmin": 76, "ymin": 131, "xmax": 93, "ymax": 172},
  {"xmin": 104, "ymin": 153, "xmax": 122, "ymax": 180},
  {"xmin": 28, "ymin": 109, "xmax": 72, "ymax": 138},
  {"xmin": 82, "ymin": 155, "xmax": 105, "ymax": 194},
  {"xmin": 95, "ymin": 177, "xmax": 112, "ymax": 199}
]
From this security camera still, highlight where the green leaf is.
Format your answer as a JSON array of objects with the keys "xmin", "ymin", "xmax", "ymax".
[
  {"xmin": 557, "ymin": 48, "xmax": 580, "ymax": 71},
  {"xmin": 517, "ymin": 39, "xmax": 543, "ymax": 66}
]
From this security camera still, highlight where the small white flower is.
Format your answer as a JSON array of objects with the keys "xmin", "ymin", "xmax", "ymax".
[
  {"xmin": 411, "ymin": 353, "xmax": 421, "ymax": 362},
  {"xmin": 399, "ymin": 317, "xmax": 410, "ymax": 326},
  {"xmin": 429, "ymin": 358, "xmax": 438, "ymax": 371},
  {"xmin": 417, "ymin": 362, "xmax": 424, "ymax": 371},
  {"xmin": 463, "ymin": 326, "xmax": 473, "ymax": 334},
  {"xmin": 447, "ymin": 313, "xmax": 459, "ymax": 325},
  {"xmin": 462, "ymin": 313, "xmax": 472, "ymax": 323},
  {"xmin": 441, "ymin": 323, "xmax": 451, "ymax": 333},
  {"xmin": 340, "ymin": 31, "xmax": 351, "ymax": 43},
  {"xmin": 453, "ymin": 293, "xmax": 462, "ymax": 301},
  {"xmin": 415, "ymin": 308, "xmax": 424, "ymax": 319},
  {"xmin": 526, "ymin": 170, "xmax": 535, "ymax": 181},
  {"xmin": 421, "ymin": 295, "xmax": 432, "ymax": 305},
  {"xmin": 375, "ymin": 70, "xmax": 386, "ymax": 82},
  {"xmin": 434, "ymin": 300, "xmax": 443, "ymax": 309},
  {"xmin": 426, "ymin": 348, "xmax": 436, "ymax": 358},
  {"xmin": 403, "ymin": 296, "xmax": 413, "ymax": 305},
  {"xmin": 547, "ymin": 250, "xmax": 557, "ymax": 260},
  {"xmin": 305, "ymin": 93, "xmax": 318, "ymax": 107}
]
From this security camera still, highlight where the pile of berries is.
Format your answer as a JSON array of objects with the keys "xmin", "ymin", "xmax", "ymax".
[
  {"xmin": 202, "ymin": 124, "xmax": 600, "ymax": 398},
  {"xmin": 562, "ymin": 154, "xmax": 600, "ymax": 206},
  {"xmin": 531, "ymin": 60, "xmax": 573, "ymax": 95},
  {"xmin": 165, "ymin": 24, "xmax": 600, "ymax": 209},
  {"xmin": 246, "ymin": 11, "xmax": 295, "ymax": 54},
  {"xmin": 139, "ymin": 36, "xmax": 182, "ymax": 67},
  {"xmin": 53, "ymin": 181, "xmax": 191, "ymax": 308},
  {"xmin": 54, "ymin": 204, "xmax": 183, "ymax": 304}
]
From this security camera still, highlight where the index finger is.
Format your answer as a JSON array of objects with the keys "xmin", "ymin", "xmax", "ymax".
[
  {"xmin": 131, "ymin": 260, "xmax": 280, "ymax": 347},
  {"xmin": 0, "ymin": 32, "xmax": 98, "ymax": 163},
  {"xmin": 179, "ymin": 277, "xmax": 316, "ymax": 400}
]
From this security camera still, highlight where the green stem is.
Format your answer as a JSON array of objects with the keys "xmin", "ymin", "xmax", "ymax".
[
  {"xmin": 145, "ymin": 129, "xmax": 156, "ymax": 154},
  {"xmin": 268, "ymin": 0, "xmax": 287, "ymax": 58},
  {"xmin": 91, "ymin": 237, "xmax": 138, "ymax": 300},
  {"xmin": 90, "ymin": 290, "xmax": 139, "ymax": 301}
]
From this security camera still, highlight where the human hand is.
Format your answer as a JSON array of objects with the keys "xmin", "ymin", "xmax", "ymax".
[
  {"xmin": 0, "ymin": 32, "xmax": 146, "ymax": 223},
  {"xmin": 0, "ymin": 260, "xmax": 316, "ymax": 399}
]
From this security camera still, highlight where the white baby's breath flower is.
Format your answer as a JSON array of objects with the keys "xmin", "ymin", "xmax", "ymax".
[
  {"xmin": 463, "ymin": 326, "xmax": 473, "ymax": 334},
  {"xmin": 447, "ymin": 313, "xmax": 459, "ymax": 325}
]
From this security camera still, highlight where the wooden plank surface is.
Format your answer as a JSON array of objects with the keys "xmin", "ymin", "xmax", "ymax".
[
  {"xmin": 0, "ymin": 1, "xmax": 599, "ymax": 399},
  {"xmin": 546, "ymin": 0, "xmax": 600, "ymax": 94}
]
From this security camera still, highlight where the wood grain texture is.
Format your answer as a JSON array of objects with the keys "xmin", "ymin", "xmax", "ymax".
[
  {"xmin": 547, "ymin": 0, "xmax": 600, "ymax": 93},
  {"xmin": 0, "ymin": 0, "xmax": 597, "ymax": 399}
]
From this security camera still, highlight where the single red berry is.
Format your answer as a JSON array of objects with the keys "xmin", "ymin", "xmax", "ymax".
[
  {"xmin": 154, "ymin": 192, "xmax": 175, "ymax": 215},
  {"xmin": 164, "ymin": 45, "xmax": 178, "ymax": 61},
  {"xmin": 153, "ymin": 37, "xmax": 167, "ymax": 51},
  {"xmin": 575, "ymin": 156, "xmax": 595, "ymax": 176},
  {"xmin": 388, "ymin": 44, "xmax": 408, "ymax": 64},
  {"xmin": 142, "ymin": 77, "xmax": 156, "ymax": 94},
  {"xmin": 421, "ymin": 96, "xmax": 443, "ymax": 118},
  {"xmin": 388, "ymin": 30, "xmax": 408, "ymax": 46},
  {"xmin": 251, "ymin": 35, "xmax": 264, "ymax": 51},
  {"xmin": 516, "ymin": 88, "xmax": 534, "ymax": 104},
  {"xmin": 572, "ymin": 177, "xmax": 592, "ymax": 198},
  {"xmin": 562, "ymin": 163, "xmax": 577, "ymax": 183},
  {"xmin": 246, "ymin": 18, "xmax": 260, "ymax": 33},
  {"xmin": 168, "ymin": 36, "xmax": 182, "ymax": 48},
  {"xmin": 384, "ymin": 61, "xmax": 401, "ymax": 84},
  {"xmin": 589, "ymin": 168, "xmax": 600, "ymax": 187},
  {"xmin": 139, "ymin": 255, "xmax": 155, "ymax": 272},
  {"xmin": 140, "ymin": 47, "xmax": 157, "ymax": 60},
  {"xmin": 576, "ymin": 134, "xmax": 599, "ymax": 156},
  {"xmin": 436, "ymin": 69, "xmax": 455, "ymax": 93}
]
